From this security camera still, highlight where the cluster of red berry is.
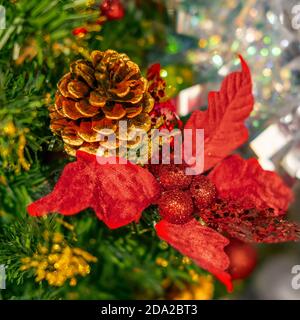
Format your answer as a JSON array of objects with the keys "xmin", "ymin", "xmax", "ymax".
[{"xmin": 149, "ymin": 164, "xmax": 217, "ymax": 224}]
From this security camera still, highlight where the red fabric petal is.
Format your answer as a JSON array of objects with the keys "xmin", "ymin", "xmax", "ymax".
[
  {"xmin": 28, "ymin": 151, "xmax": 160, "ymax": 229},
  {"xmin": 155, "ymin": 219, "xmax": 232, "ymax": 292},
  {"xmin": 209, "ymin": 155, "xmax": 293, "ymax": 214},
  {"xmin": 27, "ymin": 158, "xmax": 94, "ymax": 216},
  {"xmin": 201, "ymin": 200, "xmax": 300, "ymax": 243},
  {"xmin": 184, "ymin": 55, "xmax": 254, "ymax": 172},
  {"xmin": 91, "ymin": 159, "xmax": 161, "ymax": 229}
]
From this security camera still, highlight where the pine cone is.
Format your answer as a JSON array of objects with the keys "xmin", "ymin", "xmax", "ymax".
[{"xmin": 50, "ymin": 50, "xmax": 155, "ymax": 157}]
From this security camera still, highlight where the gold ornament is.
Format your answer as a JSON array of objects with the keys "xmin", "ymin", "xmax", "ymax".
[
  {"xmin": 50, "ymin": 49, "xmax": 155, "ymax": 157},
  {"xmin": 20, "ymin": 232, "xmax": 97, "ymax": 287}
]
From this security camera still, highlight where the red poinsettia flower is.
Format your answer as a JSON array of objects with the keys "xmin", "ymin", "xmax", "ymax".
[{"xmin": 27, "ymin": 56, "xmax": 299, "ymax": 292}]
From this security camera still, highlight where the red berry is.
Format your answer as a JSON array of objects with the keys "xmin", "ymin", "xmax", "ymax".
[
  {"xmin": 225, "ymin": 239, "xmax": 257, "ymax": 280},
  {"xmin": 158, "ymin": 164, "xmax": 192, "ymax": 190},
  {"xmin": 158, "ymin": 190, "xmax": 194, "ymax": 225},
  {"xmin": 190, "ymin": 175, "xmax": 217, "ymax": 209},
  {"xmin": 72, "ymin": 27, "xmax": 88, "ymax": 36},
  {"xmin": 100, "ymin": 0, "xmax": 125, "ymax": 20}
]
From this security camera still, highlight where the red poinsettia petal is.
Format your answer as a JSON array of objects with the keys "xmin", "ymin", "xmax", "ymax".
[
  {"xmin": 28, "ymin": 151, "xmax": 160, "ymax": 229},
  {"xmin": 208, "ymin": 155, "xmax": 293, "ymax": 214},
  {"xmin": 184, "ymin": 55, "xmax": 254, "ymax": 172},
  {"xmin": 91, "ymin": 158, "xmax": 160, "ymax": 229},
  {"xmin": 27, "ymin": 159, "xmax": 94, "ymax": 216},
  {"xmin": 155, "ymin": 219, "xmax": 232, "ymax": 292}
]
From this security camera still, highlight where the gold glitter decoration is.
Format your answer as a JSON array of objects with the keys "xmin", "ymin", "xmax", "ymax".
[
  {"xmin": 56, "ymin": 218, "xmax": 75, "ymax": 231},
  {"xmin": 87, "ymin": 0, "xmax": 96, "ymax": 6},
  {"xmin": 17, "ymin": 133, "xmax": 30, "ymax": 171},
  {"xmin": 156, "ymin": 257, "xmax": 169, "ymax": 267},
  {"xmin": 0, "ymin": 175, "xmax": 7, "ymax": 186},
  {"xmin": 182, "ymin": 256, "xmax": 192, "ymax": 265},
  {"xmin": 20, "ymin": 232, "xmax": 97, "ymax": 287}
]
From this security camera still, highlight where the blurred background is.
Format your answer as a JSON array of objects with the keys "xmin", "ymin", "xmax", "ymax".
[{"xmin": 0, "ymin": 0, "xmax": 300, "ymax": 300}]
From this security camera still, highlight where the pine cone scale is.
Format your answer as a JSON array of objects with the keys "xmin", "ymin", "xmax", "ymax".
[
  {"xmin": 67, "ymin": 80, "xmax": 89, "ymax": 99},
  {"xmin": 75, "ymin": 100, "xmax": 99, "ymax": 117},
  {"xmin": 62, "ymin": 99, "xmax": 83, "ymax": 120}
]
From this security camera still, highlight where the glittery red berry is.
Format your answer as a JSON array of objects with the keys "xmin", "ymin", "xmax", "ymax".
[
  {"xmin": 190, "ymin": 175, "xmax": 217, "ymax": 209},
  {"xmin": 158, "ymin": 190, "xmax": 194, "ymax": 225},
  {"xmin": 158, "ymin": 164, "xmax": 192, "ymax": 190}
]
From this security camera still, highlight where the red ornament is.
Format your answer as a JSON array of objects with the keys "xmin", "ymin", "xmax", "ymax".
[
  {"xmin": 225, "ymin": 239, "xmax": 257, "ymax": 280},
  {"xmin": 100, "ymin": 0, "xmax": 124, "ymax": 20},
  {"xmin": 190, "ymin": 175, "xmax": 217, "ymax": 209},
  {"xmin": 158, "ymin": 164, "xmax": 192, "ymax": 190},
  {"xmin": 158, "ymin": 190, "xmax": 194, "ymax": 225},
  {"xmin": 72, "ymin": 27, "xmax": 88, "ymax": 37}
]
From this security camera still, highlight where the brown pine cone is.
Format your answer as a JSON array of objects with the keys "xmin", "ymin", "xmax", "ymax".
[{"xmin": 50, "ymin": 49, "xmax": 155, "ymax": 157}]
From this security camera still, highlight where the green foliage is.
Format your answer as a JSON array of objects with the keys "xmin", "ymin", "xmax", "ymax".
[
  {"xmin": 69, "ymin": 209, "xmax": 203, "ymax": 299},
  {"xmin": 0, "ymin": 214, "xmax": 57, "ymax": 284},
  {"xmin": 0, "ymin": 0, "xmax": 97, "ymax": 63},
  {"xmin": 0, "ymin": 67, "xmax": 48, "ymax": 170},
  {"xmin": 97, "ymin": 2, "xmax": 169, "ymax": 67},
  {"xmin": 0, "ymin": 208, "xmax": 205, "ymax": 299}
]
